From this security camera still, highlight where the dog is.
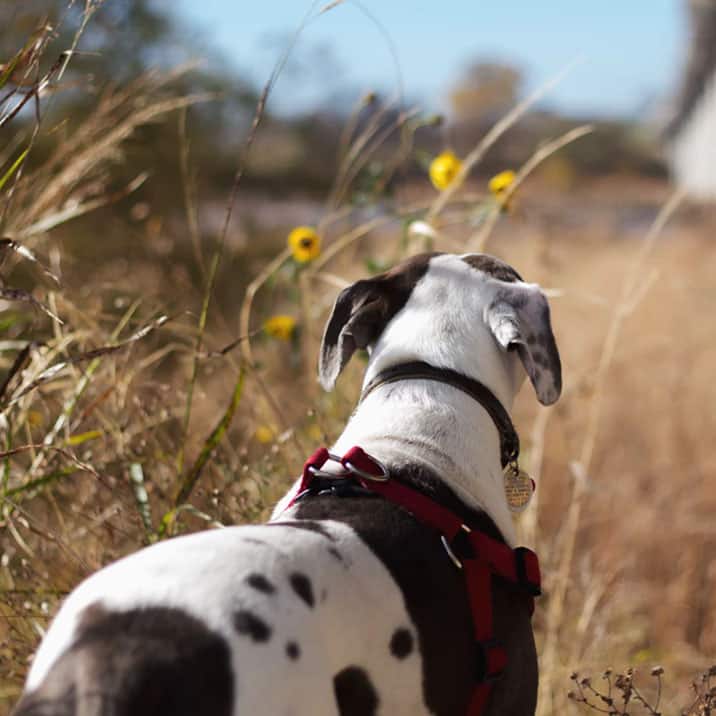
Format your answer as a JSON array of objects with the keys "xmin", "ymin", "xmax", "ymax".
[{"xmin": 13, "ymin": 251, "xmax": 561, "ymax": 716}]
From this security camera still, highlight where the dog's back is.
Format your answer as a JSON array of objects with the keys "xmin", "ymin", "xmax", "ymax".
[{"xmin": 14, "ymin": 492, "xmax": 536, "ymax": 716}]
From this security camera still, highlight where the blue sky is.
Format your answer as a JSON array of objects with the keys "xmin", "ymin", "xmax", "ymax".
[{"xmin": 174, "ymin": 0, "xmax": 685, "ymax": 119}]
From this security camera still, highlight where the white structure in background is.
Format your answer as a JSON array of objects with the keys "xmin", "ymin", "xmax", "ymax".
[{"xmin": 668, "ymin": 0, "xmax": 716, "ymax": 198}]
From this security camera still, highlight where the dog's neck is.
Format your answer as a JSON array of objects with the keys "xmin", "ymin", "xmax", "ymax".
[
  {"xmin": 274, "ymin": 253, "xmax": 560, "ymax": 543},
  {"xmin": 329, "ymin": 362, "xmax": 518, "ymax": 546}
]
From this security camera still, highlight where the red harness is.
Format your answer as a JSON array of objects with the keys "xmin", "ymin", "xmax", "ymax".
[{"xmin": 285, "ymin": 445, "xmax": 541, "ymax": 716}]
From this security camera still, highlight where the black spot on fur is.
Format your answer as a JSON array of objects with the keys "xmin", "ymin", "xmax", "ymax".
[
  {"xmin": 328, "ymin": 546, "xmax": 345, "ymax": 562},
  {"xmin": 286, "ymin": 641, "xmax": 301, "ymax": 660},
  {"xmin": 246, "ymin": 573, "xmax": 276, "ymax": 594},
  {"xmin": 289, "ymin": 572, "xmax": 315, "ymax": 608},
  {"xmin": 13, "ymin": 605, "xmax": 233, "ymax": 716},
  {"xmin": 462, "ymin": 254, "xmax": 523, "ymax": 283},
  {"xmin": 333, "ymin": 666, "xmax": 379, "ymax": 716},
  {"xmin": 233, "ymin": 610, "xmax": 271, "ymax": 642},
  {"xmin": 390, "ymin": 628, "xmax": 414, "ymax": 659}
]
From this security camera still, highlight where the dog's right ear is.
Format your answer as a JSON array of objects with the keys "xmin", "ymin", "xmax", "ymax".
[{"xmin": 318, "ymin": 279, "xmax": 390, "ymax": 390}]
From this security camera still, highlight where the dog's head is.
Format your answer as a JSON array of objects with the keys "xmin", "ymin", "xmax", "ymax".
[{"xmin": 319, "ymin": 252, "xmax": 561, "ymax": 406}]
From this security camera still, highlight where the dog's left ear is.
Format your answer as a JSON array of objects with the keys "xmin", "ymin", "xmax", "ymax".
[
  {"xmin": 319, "ymin": 252, "xmax": 437, "ymax": 390},
  {"xmin": 486, "ymin": 283, "xmax": 562, "ymax": 405},
  {"xmin": 318, "ymin": 279, "xmax": 390, "ymax": 390}
]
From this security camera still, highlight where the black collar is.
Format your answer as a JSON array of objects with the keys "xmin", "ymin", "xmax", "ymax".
[{"xmin": 360, "ymin": 360, "xmax": 519, "ymax": 469}]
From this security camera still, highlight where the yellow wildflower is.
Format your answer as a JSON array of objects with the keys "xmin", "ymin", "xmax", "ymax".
[
  {"xmin": 255, "ymin": 425, "xmax": 275, "ymax": 444},
  {"xmin": 27, "ymin": 410, "xmax": 44, "ymax": 428},
  {"xmin": 488, "ymin": 170, "xmax": 516, "ymax": 197},
  {"xmin": 488, "ymin": 170, "xmax": 517, "ymax": 212},
  {"xmin": 264, "ymin": 314, "xmax": 296, "ymax": 341},
  {"xmin": 288, "ymin": 226, "xmax": 321, "ymax": 263},
  {"xmin": 429, "ymin": 150, "xmax": 462, "ymax": 191}
]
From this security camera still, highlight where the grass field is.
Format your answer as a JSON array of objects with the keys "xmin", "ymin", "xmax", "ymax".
[
  {"xmin": 1, "ymin": 173, "xmax": 715, "ymax": 715},
  {"xmin": 1, "ymin": 12, "xmax": 715, "ymax": 714}
]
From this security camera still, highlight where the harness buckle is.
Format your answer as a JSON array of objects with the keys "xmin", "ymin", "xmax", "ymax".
[
  {"xmin": 297, "ymin": 449, "xmax": 387, "ymax": 502},
  {"xmin": 305, "ymin": 450, "xmax": 390, "ymax": 482}
]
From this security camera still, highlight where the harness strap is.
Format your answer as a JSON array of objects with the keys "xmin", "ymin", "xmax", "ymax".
[
  {"xmin": 466, "ymin": 560, "xmax": 504, "ymax": 713},
  {"xmin": 341, "ymin": 447, "xmax": 541, "ymax": 598},
  {"xmin": 285, "ymin": 446, "xmax": 541, "ymax": 716}
]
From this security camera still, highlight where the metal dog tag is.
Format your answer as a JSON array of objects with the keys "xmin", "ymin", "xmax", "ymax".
[{"xmin": 504, "ymin": 465, "xmax": 535, "ymax": 513}]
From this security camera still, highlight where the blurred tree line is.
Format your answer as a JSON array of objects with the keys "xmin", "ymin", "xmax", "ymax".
[
  {"xmin": 2, "ymin": 0, "xmax": 667, "ymax": 224},
  {"xmin": 0, "ymin": 0, "xmax": 671, "ymax": 396}
]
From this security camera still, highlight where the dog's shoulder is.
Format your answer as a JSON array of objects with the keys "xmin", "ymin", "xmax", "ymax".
[{"xmin": 290, "ymin": 476, "xmax": 537, "ymax": 716}]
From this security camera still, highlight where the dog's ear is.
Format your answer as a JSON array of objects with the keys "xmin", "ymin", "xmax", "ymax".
[
  {"xmin": 486, "ymin": 284, "xmax": 562, "ymax": 405},
  {"xmin": 319, "ymin": 279, "xmax": 390, "ymax": 390},
  {"xmin": 319, "ymin": 252, "xmax": 437, "ymax": 390}
]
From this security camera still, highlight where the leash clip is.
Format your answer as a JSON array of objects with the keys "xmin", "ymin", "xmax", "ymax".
[
  {"xmin": 306, "ymin": 452, "xmax": 350, "ymax": 479},
  {"xmin": 343, "ymin": 456, "xmax": 389, "ymax": 482},
  {"xmin": 340, "ymin": 446, "xmax": 390, "ymax": 482},
  {"xmin": 305, "ymin": 450, "xmax": 390, "ymax": 483}
]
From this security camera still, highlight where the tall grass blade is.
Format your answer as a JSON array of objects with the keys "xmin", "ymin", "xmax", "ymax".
[
  {"xmin": 0, "ymin": 342, "xmax": 36, "ymax": 404},
  {"xmin": 0, "ymin": 238, "xmax": 61, "ymax": 284},
  {"xmin": 17, "ymin": 173, "xmax": 148, "ymax": 240},
  {"xmin": 24, "ymin": 300, "xmax": 143, "ymax": 478},
  {"xmin": 174, "ymin": 368, "xmax": 245, "ymax": 507},
  {"xmin": 176, "ymin": 10, "xmax": 304, "ymax": 470},
  {"xmin": 2, "ymin": 467, "xmax": 76, "ymax": 499},
  {"xmin": 0, "ymin": 287, "xmax": 62, "ymax": 324},
  {"xmin": 7, "ymin": 315, "xmax": 169, "ymax": 405},
  {"xmin": 157, "ymin": 504, "xmax": 225, "ymax": 538},
  {"xmin": 66, "ymin": 430, "xmax": 102, "ymax": 447},
  {"xmin": 129, "ymin": 463, "xmax": 154, "ymax": 540},
  {"xmin": 0, "ymin": 149, "xmax": 29, "ymax": 192}
]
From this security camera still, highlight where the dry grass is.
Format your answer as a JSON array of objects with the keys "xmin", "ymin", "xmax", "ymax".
[
  {"xmin": 2, "ymin": 175, "xmax": 715, "ymax": 713},
  {"xmin": 1, "ymin": 6, "xmax": 716, "ymax": 716},
  {"xmin": 498, "ymin": 183, "xmax": 716, "ymax": 715}
]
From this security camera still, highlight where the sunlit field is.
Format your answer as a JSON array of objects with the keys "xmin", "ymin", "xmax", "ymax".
[{"xmin": 1, "ymin": 4, "xmax": 715, "ymax": 715}]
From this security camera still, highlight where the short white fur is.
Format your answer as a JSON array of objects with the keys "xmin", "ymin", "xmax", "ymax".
[{"xmin": 25, "ymin": 522, "xmax": 427, "ymax": 715}]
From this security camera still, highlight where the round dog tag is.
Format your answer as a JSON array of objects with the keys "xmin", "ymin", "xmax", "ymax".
[{"xmin": 504, "ymin": 466, "xmax": 535, "ymax": 513}]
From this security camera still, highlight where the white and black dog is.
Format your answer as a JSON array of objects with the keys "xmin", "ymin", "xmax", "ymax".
[{"xmin": 13, "ymin": 252, "xmax": 561, "ymax": 716}]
